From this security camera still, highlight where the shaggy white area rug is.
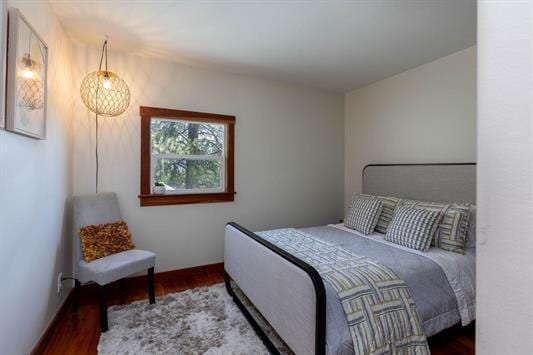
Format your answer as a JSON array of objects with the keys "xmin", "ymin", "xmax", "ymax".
[{"xmin": 98, "ymin": 283, "xmax": 290, "ymax": 354}]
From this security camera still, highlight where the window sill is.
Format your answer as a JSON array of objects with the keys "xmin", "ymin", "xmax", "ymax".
[{"xmin": 138, "ymin": 192, "xmax": 235, "ymax": 207}]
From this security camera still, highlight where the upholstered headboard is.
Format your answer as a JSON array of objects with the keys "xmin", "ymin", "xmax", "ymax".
[{"xmin": 362, "ymin": 163, "xmax": 476, "ymax": 204}]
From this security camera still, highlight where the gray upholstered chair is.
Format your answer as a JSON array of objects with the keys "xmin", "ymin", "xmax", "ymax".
[{"xmin": 72, "ymin": 192, "xmax": 156, "ymax": 332}]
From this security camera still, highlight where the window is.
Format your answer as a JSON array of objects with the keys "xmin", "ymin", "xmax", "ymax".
[{"xmin": 139, "ymin": 106, "xmax": 235, "ymax": 206}]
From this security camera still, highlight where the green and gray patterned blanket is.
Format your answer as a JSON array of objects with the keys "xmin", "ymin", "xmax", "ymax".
[{"xmin": 257, "ymin": 228, "xmax": 429, "ymax": 355}]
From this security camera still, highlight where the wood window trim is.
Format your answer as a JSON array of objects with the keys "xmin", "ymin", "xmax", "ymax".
[{"xmin": 139, "ymin": 106, "xmax": 235, "ymax": 207}]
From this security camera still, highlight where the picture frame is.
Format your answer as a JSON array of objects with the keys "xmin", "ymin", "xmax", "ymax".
[
  {"xmin": 5, "ymin": 7, "xmax": 48, "ymax": 139},
  {"xmin": 0, "ymin": 1, "xmax": 7, "ymax": 129}
]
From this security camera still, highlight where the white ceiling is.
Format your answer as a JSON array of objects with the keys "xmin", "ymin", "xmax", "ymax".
[{"xmin": 49, "ymin": 0, "xmax": 476, "ymax": 92}]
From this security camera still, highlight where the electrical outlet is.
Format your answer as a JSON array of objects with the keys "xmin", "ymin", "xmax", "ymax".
[{"xmin": 57, "ymin": 272, "xmax": 63, "ymax": 293}]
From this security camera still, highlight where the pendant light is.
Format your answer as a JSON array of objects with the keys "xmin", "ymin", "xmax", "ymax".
[
  {"xmin": 80, "ymin": 39, "xmax": 130, "ymax": 192},
  {"xmin": 80, "ymin": 40, "xmax": 130, "ymax": 116}
]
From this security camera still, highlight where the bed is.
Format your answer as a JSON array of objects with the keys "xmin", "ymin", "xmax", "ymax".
[{"xmin": 224, "ymin": 163, "xmax": 476, "ymax": 355}]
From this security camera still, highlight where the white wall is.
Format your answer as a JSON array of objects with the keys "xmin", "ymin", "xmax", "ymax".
[
  {"xmin": 344, "ymin": 47, "xmax": 476, "ymax": 205},
  {"xmin": 0, "ymin": 1, "xmax": 73, "ymax": 354},
  {"xmin": 477, "ymin": 2, "xmax": 533, "ymax": 354},
  {"xmin": 72, "ymin": 44, "xmax": 344, "ymax": 272}
]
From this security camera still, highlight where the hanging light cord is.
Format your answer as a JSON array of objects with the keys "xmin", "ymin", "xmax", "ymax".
[
  {"xmin": 95, "ymin": 112, "xmax": 99, "ymax": 193},
  {"xmin": 94, "ymin": 40, "xmax": 108, "ymax": 193},
  {"xmin": 27, "ymin": 31, "xmax": 32, "ymax": 61},
  {"xmin": 98, "ymin": 40, "xmax": 108, "ymax": 72}
]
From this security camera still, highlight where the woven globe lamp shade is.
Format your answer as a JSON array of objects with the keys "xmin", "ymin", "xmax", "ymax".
[{"xmin": 80, "ymin": 70, "xmax": 130, "ymax": 117}]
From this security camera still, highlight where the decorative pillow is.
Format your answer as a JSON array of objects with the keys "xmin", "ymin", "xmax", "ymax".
[
  {"xmin": 344, "ymin": 197, "xmax": 383, "ymax": 235},
  {"xmin": 400, "ymin": 199, "xmax": 471, "ymax": 254},
  {"xmin": 385, "ymin": 206, "xmax": 442, "ymax": 252},
  {"xmin": 349, "ymin": 194, "xmax": 401, "ymax": 234},
  {"xmin": 374, "ymin": 196, "xmax": 402, "ymax": 233},
  {"xmin": 78, "ymin": 221, "xmax": 135, "ymax": 263},
  {"xmin": 465, "ymin": 205, "xmax": 476, "ymax": 249}
]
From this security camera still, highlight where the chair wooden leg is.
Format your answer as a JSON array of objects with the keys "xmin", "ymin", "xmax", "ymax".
[
  {"xmin": 148, "ymin": 267, "xmax": 155, "ymax": 304},
  {"xmin": 72, "ymin": 279, "xmax": 81, "ymax": 313},
  {"xmin": 99, "ymin": 285, "xmax": 109, "ymax": 332}
]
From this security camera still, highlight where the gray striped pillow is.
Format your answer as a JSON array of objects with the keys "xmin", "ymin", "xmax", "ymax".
[
  {"xmin": 400, "ymin": 199, "xmax": 471, "ymax": 254},
  {"xmin": 344, "ymin": 197, "xmax": 383, "ymax": 235},
  {"xmin": 385, "ymin": 206, "xmax": 442, "ymax": 251},
  {"xmin": 350, "ymin": 194, "xmax": 401, "ymax": 234}
]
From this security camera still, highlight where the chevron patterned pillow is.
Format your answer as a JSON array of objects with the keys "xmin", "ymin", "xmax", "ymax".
[
  {"xmin": 374, "ymin": 196, "xmax": 402, "ymax": 234},
  {"xmin": 385, "ymin": 206, "xmax": 442, "ymax": 252},
  {"xmin": 344, "ymin": 197, "xmax": 383, "ymax": 235}
]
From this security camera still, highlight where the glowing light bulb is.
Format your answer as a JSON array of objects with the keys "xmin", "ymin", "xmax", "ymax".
[
  {"xmin": 102, "ymin": 76, "xmax": 112, "ymax": 90},
  {"xmin": 21, "ymin": 53, "xmax": 36, "ymax": 79},
  {"xmin": 22, "ymin": 67, "xmax": 34, "ymax": 79}
]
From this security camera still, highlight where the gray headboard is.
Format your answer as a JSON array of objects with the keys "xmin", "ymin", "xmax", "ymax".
[{"xmin": 362, "ymin": 163, "xmax": 476, "ymax": 204}]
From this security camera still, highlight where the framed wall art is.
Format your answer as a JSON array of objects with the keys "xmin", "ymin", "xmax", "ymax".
[
  {"xmin": 6, "ymin": 8, "xmax": 48, "ymax": 139},
  {"xmin": 0, "ymin": 1, "xmax": 7, "ymax": 129}
]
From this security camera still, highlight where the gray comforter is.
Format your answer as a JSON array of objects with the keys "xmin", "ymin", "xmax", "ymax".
[{"xmin": 300, "ymin": 226, "xmax": 462, "ymax": 355}]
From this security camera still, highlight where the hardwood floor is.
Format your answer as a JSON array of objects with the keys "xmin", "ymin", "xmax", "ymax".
[
  {"xmin": 428, "ymin": 322, "xmax": 475, "ymax": 355},
  {"xmin": 37, "ymin": 267, "xmax": 474, "ymax": 354}
]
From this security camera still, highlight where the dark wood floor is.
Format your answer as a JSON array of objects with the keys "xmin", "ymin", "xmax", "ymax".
[{"xmin": 38, "ymin": 268, "xmax": 474, "ymax": 354}]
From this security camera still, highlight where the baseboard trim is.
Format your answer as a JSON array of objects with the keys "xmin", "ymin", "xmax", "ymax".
[
  {"xmin": 31, "ymin": 289, "xmax": 74, "ymax": 355},
  {"xmin": 153, "ymin": 262, "xmax": 224, "ymax": 283},
  {"xmin": 30, "ymin": 262, "xmax": 224, "ymax": 354}
]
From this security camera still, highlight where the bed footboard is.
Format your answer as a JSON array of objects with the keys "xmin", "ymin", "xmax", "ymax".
[{"xmin": 224, "ymin": 222, "xmax": 326, "ymax": 355}]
